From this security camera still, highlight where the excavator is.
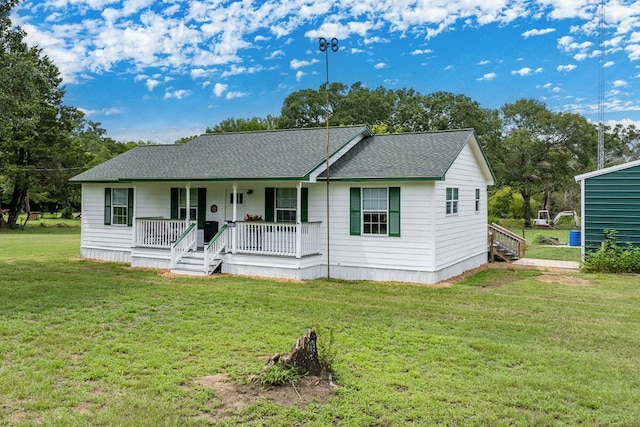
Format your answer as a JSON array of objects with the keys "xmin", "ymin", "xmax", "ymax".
[{"xmin": 533, "ymin": 210, "xmax": 579, "ymax": 228}]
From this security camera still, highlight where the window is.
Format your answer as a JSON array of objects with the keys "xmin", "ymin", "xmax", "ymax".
[
  {"xmin": 112, "ymin": 189, "xmax": 129, "ymax": 225},
  {"xmin": 363, "ymin": 188, "xmax": 388, "ymax": 235},
  {"xmin": 446, "ymin": 187, "xmax": 459, "ymax": 215},
  {"xmin": 229, "ymin": 193, "xmax": 244, "ymax": 204},
  {"xmin": 104, "ymin": 187, "xmax": 133, "ymax": 226},
  {"xmin": 350, "ymin": 187, "xmax": 400, "ymax": 237},
  {"xmin": 170, "ymin": 188, "xmax": 206, "ymax": 229},
  {"xmin": 275, "ymin": 188, "xmax": 297, "ymax": 222},
  {"xmin": 264, "ymin": 187, "xmax": 308, "ymax": 223},
  {"xmin": 179, "ymin": 188, "xmax": 197, "ymax": 220},
  {"xmin": 475, "ymin": 188, "xmax": 481, "ymax": 212}
]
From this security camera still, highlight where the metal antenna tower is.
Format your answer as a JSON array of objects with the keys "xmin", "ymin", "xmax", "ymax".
[
  {"xmin": 319, "ymin": 37, "xmax": 338, "ymax": 280},
  {"xmin": 597, "ymin": 1, "xmax": 605, "ymax": 169}
]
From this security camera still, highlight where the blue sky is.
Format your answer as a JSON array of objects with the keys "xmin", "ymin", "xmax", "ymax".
[{"xmin": 12, "ymin": 0, "xmax": 640, "ymax": 144}]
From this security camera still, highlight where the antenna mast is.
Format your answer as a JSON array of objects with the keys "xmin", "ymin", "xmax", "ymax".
[{"xmin": 597, "ymin": 1, "xmax": 605, "ymax": 169}]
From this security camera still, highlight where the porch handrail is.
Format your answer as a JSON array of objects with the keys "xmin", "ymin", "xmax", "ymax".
[
  {"xmin": 204, "ymin": 224, "xmax": 228, "ymax": 273},
  {"xmin": 235, "ymin": 221, "xmax": 321, "ymax": 257},
  {"xmin": 171, "ymin": 222, "xmax": 197, "ymax": 268},
  {"xmin": 488, "ymin": 223, "xmax": 526, "ymax": 259},
  {"xmin": 135, "ymin": 218, "xmax": 190, "ymax": 248}
]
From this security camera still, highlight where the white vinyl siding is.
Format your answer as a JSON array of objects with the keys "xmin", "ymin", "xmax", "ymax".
[
  {"xmin": 434, "ymin": 143, "xmax": 489, "ymax": 270},
  {"xmin": 312, "ymin": 182, "xmax": 435, "ymax": 272}
]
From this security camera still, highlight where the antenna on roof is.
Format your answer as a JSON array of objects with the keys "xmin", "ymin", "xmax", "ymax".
[
  {"xmin": 597, "ymin": 1, "xmax": 605, "ymax": 169},
  {"xmin": 319, "ymin": 37, "xmax": 338, "ymax": 280}
]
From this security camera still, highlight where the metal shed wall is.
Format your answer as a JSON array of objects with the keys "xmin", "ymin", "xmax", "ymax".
[{"xmin": 584, "ymin": 164, "xmax": 640, "ymax": 252}]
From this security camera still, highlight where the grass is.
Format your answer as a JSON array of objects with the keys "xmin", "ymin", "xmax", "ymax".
[
  {"xmin": 3, "ymin": 229, "xmax": 640, "ymax": 425},
  {"xmin": 498, "ymin": 219, "xmax": 582, "ymax": 262}
]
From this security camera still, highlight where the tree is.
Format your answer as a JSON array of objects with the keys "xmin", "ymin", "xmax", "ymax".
[
  {"xmin": 1, "ymin": 2, "xmax": 84, "ymax": 227},
  {"xmin": 205, "ymin": 115, "xmax": 278, "ymax": 133},
  {"xmin": 496, "ymin": 99, "xmax": 597, "ymax": 226}
]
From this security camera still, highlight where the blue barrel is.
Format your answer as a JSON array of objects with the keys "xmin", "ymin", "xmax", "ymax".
[{"xmin": 569, "ymin": 230, "xmax": 581, "ymax": 247}]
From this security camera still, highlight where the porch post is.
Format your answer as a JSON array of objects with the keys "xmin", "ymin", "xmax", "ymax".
[
  {"xmin": 296, "ymin": 182, "xmax": 302, "ymax": 259},
  {"xmin": 132, "ymin": 184, "xmax": 137, "ymax": 247},
  {"xmin": 232, "ymin": 184, "xmax": 237, "ymax": 254},
  {"xmin": 185, "ymin": 184, "xmax": 191, "ymax": 225}
]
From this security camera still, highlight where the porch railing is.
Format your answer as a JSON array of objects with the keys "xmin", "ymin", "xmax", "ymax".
[
  {"xmin": 488, "ymin": 223, "xmax": 526, "ymax": 261},
  {"xmin": 235, "ymin": 221, "xmax": 321, "ymax": 257},
  {"xmin": 204, "ymin": 224, "xmax": 228, "ymax": 273},
  {"xmin": 171, "ymin": 222, "xmax": 197, "ymax": 268},
  {"xmin": 136, "ymin": 218, "xmax": 190, "ymax": 248}
]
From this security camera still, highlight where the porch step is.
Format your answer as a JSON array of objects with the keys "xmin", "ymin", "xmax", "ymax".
[{"xmin": 170, "ymin": 251, "xmax": 222, "ymax": 276}]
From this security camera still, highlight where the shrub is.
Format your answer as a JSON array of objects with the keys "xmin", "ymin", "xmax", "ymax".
[
  {"xmin": 582, "ymin": 229, "xmax": 640, "ymax": 273},
  {"xmin": 60, "ymin": 207, "xmax": 74, "ymax": 219}
]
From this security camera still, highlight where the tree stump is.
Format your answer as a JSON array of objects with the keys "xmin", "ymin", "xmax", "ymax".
[{"xmin": 267, "ymin": 329, "xmax": 322, "ymax": 376}]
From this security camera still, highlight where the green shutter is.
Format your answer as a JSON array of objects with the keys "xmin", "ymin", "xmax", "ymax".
[
  {"xmin": 197, "ymin": 188, "xmax": 206, "ymax": 229},
  {"xmin": 388, "ymin": 187, "xmax": 400, "ymax": 237},
  {"xmin": 170, "ymin": 188, "xmax": 179, "ymax": 219},
  {"xmin": 104, "ymin": 188, "xmax": 111, "ymax": 225},
  {"xmin": 127, "ymin": 188, "xmax": 134, "ymax": 227},
  {"xmin": 350, "ymin": 187, "xmax": 361, "ymax": 236},
  {"xmin": 301, "ymin": 187, "xmax": 308, "ymax": 223},
  {"xmin": 265, "ymin": 187, "xmax": 275, "ymax": 222}
]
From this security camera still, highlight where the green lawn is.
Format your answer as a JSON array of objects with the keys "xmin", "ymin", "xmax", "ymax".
[
  {"xmin": 2, "ymin": 229, "xmax": 639, "ymax": 425},
  {"xmin": 498, "ymin": 220, "xmax": 582, "ymax": 262}
]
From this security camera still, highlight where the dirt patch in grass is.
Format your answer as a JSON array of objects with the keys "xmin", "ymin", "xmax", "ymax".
[
  {"xmin": 536, "ymin": 273, "xmax": 594, "ymax": 286},
  {"xmin": 197, "ymin": 373, "xmax": 336, "ymax": 419}
]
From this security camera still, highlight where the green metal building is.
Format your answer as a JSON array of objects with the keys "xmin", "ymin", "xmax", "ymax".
[{"xmin": 575, "ymin": 159, "xmax": 640, "ymax": 255}]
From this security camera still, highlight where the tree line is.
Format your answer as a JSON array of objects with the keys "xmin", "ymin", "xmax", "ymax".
[
  {"xmin": 207, "ymin": 82, "xmax": 640, "ymax": 227},
  {"xmin": 3, "ymin": 0, "xmax": 640, "ymax": 228},
  {"xmin": 0, "ymin": 1, "xmax": 151, "ymax": 228}
]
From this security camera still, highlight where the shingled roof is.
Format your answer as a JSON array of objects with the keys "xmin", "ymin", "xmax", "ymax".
[
  {"xmin": 70, "ymin": 126, "xmax": 370, "ymax": 182},
  {"xmin": 323, "ymin": 129, "xmax": 492, "ymax": 181},
  {"xmin": 70, "ymin": 126, "xmax": 493, "ymax": 184}
]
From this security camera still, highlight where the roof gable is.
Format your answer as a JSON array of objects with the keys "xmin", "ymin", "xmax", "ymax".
[
  {"xmin": 323, "ymin": 129, "xmax": 494, "ymax": 183},
  {"xmin": 575, "ymin": 159, "xmax": 640, "ymax": 182}
]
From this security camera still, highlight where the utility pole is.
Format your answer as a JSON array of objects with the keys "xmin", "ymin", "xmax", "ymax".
[{"xmin": 319, "ymin": 37, "xmax": 338, "ymax": 280}]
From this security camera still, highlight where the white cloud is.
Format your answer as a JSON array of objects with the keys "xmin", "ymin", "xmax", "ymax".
[
  {"xmin": 478, "ymin": 59, "xmax": 490, "ymax": 65},
  {"xmin": 290, "ymin": 58, "xmax": 319, "ymax": 69},
  {"xmin": 522, "ymin": 28, "xmax": 555, "ymax": 38},
  {"xmin": 613, "ymin": 80, "xmax": 628, "ymax": 87},
  {"xmin": 374, "ymin": 62, "xmax": 388, "ymax": 69},
  {"xmin": 145, "ymin": 79, "xmax": 160, "ymax": 91},
  {"xmin": 512, "ymin": 67, "xmax": 532, "ymax": 76},
  {"xmin": 477, "ymin": 72, "xmax": 496, "ymax": 81},
  {"xmin": 220, "ymin": 64, "xmax": 264, "ymax": 78},
  {"xmin": 190, "ymin": 68, "xmax": 207, "ymax": 79},
  {"xmin": 295, "ymin": 70, "xmax": 305, "ymax": 81},
  {"xmin": 225, "ymin": 91, "xmax": 247, "ymax": 100},
  {"xmin": 213, "ymin": 83, "xmax": 227, "ymax": 97},
  {"xmin": 604, "ymin": 61, "xmax": 615, "ymax": 68},
  {"xmin": 557, "ymin": 64, "xmax": 577, "ymax": 72},
  {"xmin": 266, "ymin": 50, "xmax": 285, "ymax": 60},
  {"xmin": 350, "ymin": 48, "xmax": 365, "ymax": 54},
  {"xmin": 164, "ymin": 89, "xmax": 192, "ymax": 100},
  {"xmin": 410, "ymin": 49, "xmax": 432, "ymax": 55}
]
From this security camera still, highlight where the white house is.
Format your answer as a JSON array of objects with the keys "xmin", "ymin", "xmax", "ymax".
[{"xmin": 70, "ymin": 125, "xmax": 495, "ymax": 284}]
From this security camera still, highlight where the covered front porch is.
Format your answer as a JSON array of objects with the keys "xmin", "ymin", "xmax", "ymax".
[{"xmin": 132, "ymin": 218, "xmax": 322, "ymax": 275}]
